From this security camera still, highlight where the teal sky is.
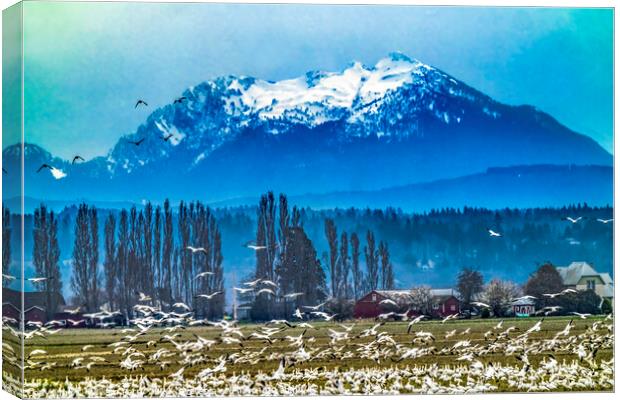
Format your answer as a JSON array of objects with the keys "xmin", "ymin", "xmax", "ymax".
[{"xmin": 16, "ymin": 2, "xmax": 614, "ymax": 159}]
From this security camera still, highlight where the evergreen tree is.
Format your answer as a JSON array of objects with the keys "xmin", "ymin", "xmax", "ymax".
[
  {"xmin": 251, "ymin": 193, "xmax": 277, "ymax": 320},
  {"xmin": 364, "ymin": 230, "xmax": 379, "ymax": 291},
  {"xmin": 281, "ymin": 226, "xmax": 327, "ymax": 309},
  {"xmin": 324, "ymin": 218, "xmax": 339, "ymax": 298},
  {"xmin": 71, "ymin": 204, "xmax": 99, "ymax": 312},
  {"xmin": 350, "ymin": 232, "xmax": 362, "ymax": 299},
  {"xmin": 338, "ymin": 231, "xmax": 349, "ymax": 298},
  {"xmin": 153, "ymin": 206, "xmax": 162, "ymax": 299},
  {"xmin": 33, "ymin": 205, "xmax": 62, "ymax": 319},
  {"xmin": 116, "ymin": 210, "xmax": 131, "ymax": 318},
  {"xmin": 178, "ymin": 201, "xmax": 191, "ymax": 304},
  {"xmin": 88, "ymin": 207, "xmax": 100, "ymax": 310},
  {"xmin": 162, "ymin": 199, "xmax": 174, "ymax": 308},
  {"xmin": 103, "ymin": 214, "xmax": 117, "ymax": 310}
]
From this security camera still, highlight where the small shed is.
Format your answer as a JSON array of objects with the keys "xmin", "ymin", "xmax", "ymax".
[{"xmin": 512, "ymin": 298, "xmax": 535, "ymax": 317}]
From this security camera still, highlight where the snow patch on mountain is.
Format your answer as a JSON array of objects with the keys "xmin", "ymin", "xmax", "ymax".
[
  {"xmin": 225, "ymin": 53, "xmax": 440, "ymax": 126},
  {"xmin": 155, "ymin": 118, "xmax": 186, "ymax": 146}
]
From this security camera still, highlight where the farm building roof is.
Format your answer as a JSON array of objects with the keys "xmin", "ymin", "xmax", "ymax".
[
  {"xmin": 375, "ymin": 290, "xmax": 416, "ymax": 303},
  {"xmin": 2, "ymin": 287, "xmax": 66, "ymax": 311},
  {"xmin": 374, "ymin": 289, "xmax": 457, "ymax": 303},
  {"xmin": 511, "ymin": 298, "xmax": 535, "ymax": 306},
  {"xmin": 557, "ymin": 262, "xmax": 613, "ymax": 286}
]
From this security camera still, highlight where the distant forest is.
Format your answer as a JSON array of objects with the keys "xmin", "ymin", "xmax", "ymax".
[{"xmin": 2, "ymin": 195, "xmax": 613, "ymax": 320}]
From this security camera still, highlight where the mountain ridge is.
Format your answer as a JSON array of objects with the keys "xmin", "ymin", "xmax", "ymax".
[{"xmin": 2, "ymin": 53, "xmax": 612, "ymax": 204}]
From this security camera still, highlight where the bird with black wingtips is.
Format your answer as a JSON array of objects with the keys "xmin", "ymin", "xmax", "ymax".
[
  {"xmin": 135, "ymin": 99, "xmax": 148, "ymax": 108},
  {"xmin": 37, "ymin": 164, "xmax": 53, "ymax": 173},
  {"xmin": 161, "ymin": 133, "xmax": 175, "ymax": 142},
  {"xmin": 72, "ymin": 155, "xmax": 85, "ymax": 164}
]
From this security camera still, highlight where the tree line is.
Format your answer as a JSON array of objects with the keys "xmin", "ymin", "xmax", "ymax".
[
  {"xmin": 246, "ymin": 192, "xmax": 395, "ymax": 321},
  {"xmin": 22, "ymin": 200, "xmax": 225, "ymax": 320}
]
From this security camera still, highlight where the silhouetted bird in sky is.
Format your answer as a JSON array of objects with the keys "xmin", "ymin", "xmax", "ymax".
[
  {"xmin": 72, "ymin": 155, "xmax": 85, "ymax": 164},
  {"xmin": 36, "ymin": 164, "xmax": 67, "ymax": 179},
  {"xmin": 135, "ymin": 99, "xmax": 148, "ymax": 108},
  {"xmin": 128, "ymin": 138, "xmax": 145, "ymax": 146},
  {"xmin": 162, "ymin": 133, "xmax": 174, "ymax": 142},
  {"xmin": 37, "ymin": 164, "xmax": 53, "ymax": 173},
  {"xmin": 173, "ymin": 96, "xmax": 187, "ymax": 104}
]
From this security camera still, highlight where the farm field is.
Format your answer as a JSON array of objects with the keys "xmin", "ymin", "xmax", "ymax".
[{"xmin": 2, "ymin": 315, "xmax": 614, "ymax": 397}]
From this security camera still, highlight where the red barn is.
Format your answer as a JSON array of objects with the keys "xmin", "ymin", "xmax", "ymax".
[
  {"xmin": 24, "ymin": 306, "xmax": 46, "ymax": 324},
  {"xmin": 2, "ymin": 287, "xmax": 66, "ymax": 325},
  {"xmin": 354, "ymin": 289, "xmax": 460, "ymax": 319}
]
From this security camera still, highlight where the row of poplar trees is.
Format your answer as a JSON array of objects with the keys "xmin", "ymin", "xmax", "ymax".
[
  {"xmin": 325, "ymin": 219, "xmax": 395, "ymax": 301},
  {"xmin": 103, "ymin": 200, "xmax": 225, "ymax": 319},
  {"xmin": 27, "ymin": 201, "xmax": 224, "ymax": 321}
]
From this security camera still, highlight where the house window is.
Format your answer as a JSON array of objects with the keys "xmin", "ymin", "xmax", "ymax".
[
  {"xmin": 432, "ymin": 303, "xmax": 439, "ymax": 310},
  {"xmin": 372, "ymin": 294, "xmax": 377, "ymax": 302},
  {"xmin": 587, "ymin": 280, "xmax": 596, "ymax": 290},
  {"xmin": 450, "ymin": 304, "xmax": 456, "ymax": 311}
]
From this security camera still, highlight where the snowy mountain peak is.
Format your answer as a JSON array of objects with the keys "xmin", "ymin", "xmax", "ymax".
[{"xmin": 221, "ymin": 53, "xmax": 441, "ymax": 125}]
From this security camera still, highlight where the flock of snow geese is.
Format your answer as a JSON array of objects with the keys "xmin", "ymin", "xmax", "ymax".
[
  {"xmin": 0, "ymin": 215, "xmax": 614, "ymax": 398},
  {"xmin": 1, "ymin": 282, "xmax": 614, "ymax": 397}
]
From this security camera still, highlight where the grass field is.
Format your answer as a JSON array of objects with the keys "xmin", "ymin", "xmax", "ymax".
[{"xmin": 2, "ymin": 315, "xmax": 614, "ymax": 396}]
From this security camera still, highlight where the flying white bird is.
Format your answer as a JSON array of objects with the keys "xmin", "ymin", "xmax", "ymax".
[
  {"xmin": 256, "ymin": 288, "xmax": 275, "ymax": 296},
  {"xmin": 283, "ymin": 292, "xmax": 304, "ymax": 299},
  {"xmin": 233, "ymin": 287, "xmax": 254, "ymax": 294},
  {"xmin": 194, "ymin": 271, "xmax": 214, "ymax": 279},
  {"xmin": 379, "ymin": 299, "xmax": 398, "ymax": 307},
  {"xmin": 293, "ymin": 308, "xmax": 304, "ymax": 319},
  {"xmin": 407, "ymin": 315, "xmax": 426, "ymax": 333},
  {"xmin": 597, "ymin": 218, "xmax": 613, "ymax": 224},
  {"xmin": 195, "ymin": 292, "xmax": 221, "ymax": 300},
  {"xmin": 302, "ymin": 302, "xmax": 326, "ymax": 311},
  {"xmin": 441, "ymin": 314, "xmax": 459, "ymax": 323},
  {"xmin": 571, "ymin": 312, "xmax": 592, "ymax": 319},
  {"xmin": 27, "ymin": 277, "xmax": 49, "ymax": 283},
  {"xmin": 311, "ymin": 311, "xmax": 337, "ymax": 321},
  {"xmin": 564, "ymin": 216, "xmax": 583, "ymax": 224},
  {"xmin": 487, "ymin": 228, "xmax": 502, "ymax": 237},
  {"xmin": 136, "ymin": 292, "xmax": 151, "ymax": 302},
  {"xmin": 186, "ymin": 246, "xmax": 208, "ymax": 254},
  {"xmin": 172, "ymin": 302, "xmax": 191, "ymax": 311},
  {"xmin": 244, "ymin": 241, "xmax": 267, "ymax": 251},
  {"xmin": 243, "ymin": 278, "xmax": 262, "ymax": 287},
  {"xmin": 2, "ymin": 274, "xmax": 15, "ymax": 281}
]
